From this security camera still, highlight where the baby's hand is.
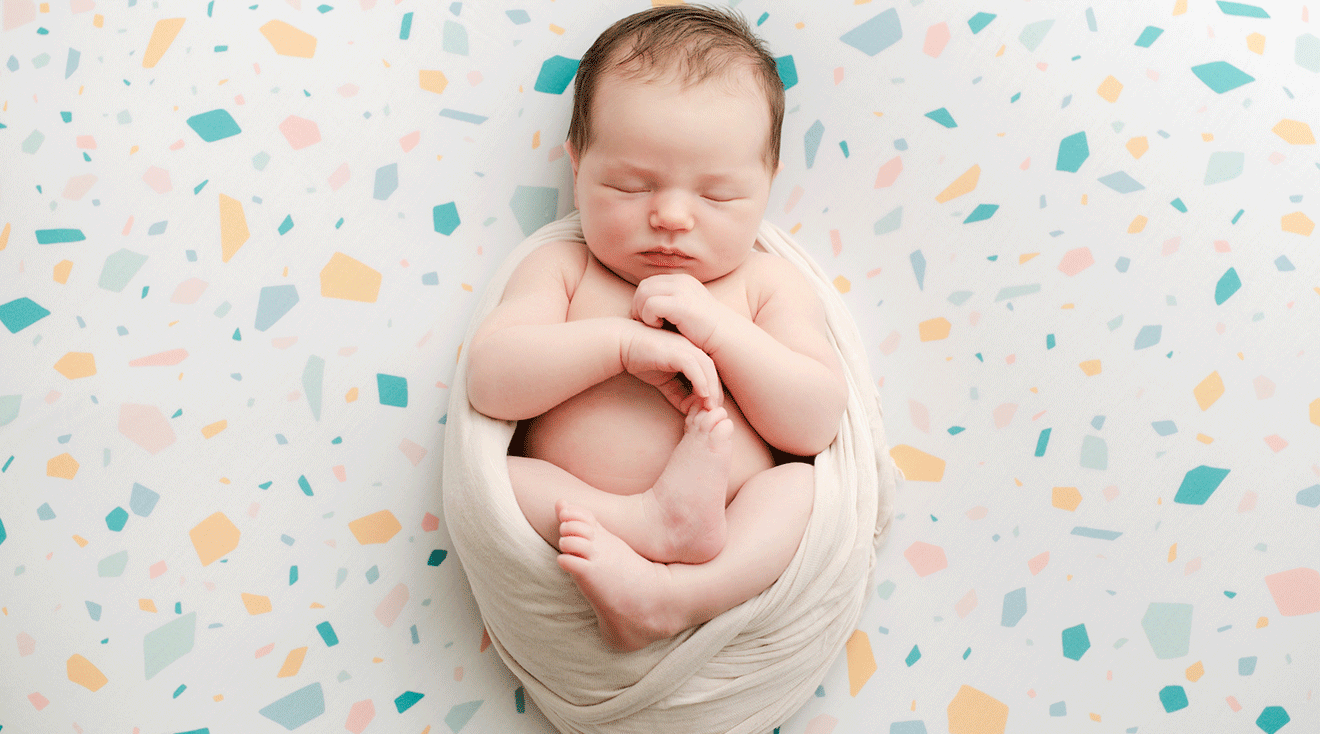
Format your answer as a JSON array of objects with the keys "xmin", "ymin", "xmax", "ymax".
[
  {"xmin": 620, "ymin": 322, "xmax": 722, "ymax": 412},
  {"xmin": 630, "ymin": 274, "xmax": 726, "ymax": 353}
]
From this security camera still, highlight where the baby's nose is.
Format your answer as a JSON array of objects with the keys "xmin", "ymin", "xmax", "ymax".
[{"xmin": 649, "ymin": 191, "xmax": 694, "ymax": 231}]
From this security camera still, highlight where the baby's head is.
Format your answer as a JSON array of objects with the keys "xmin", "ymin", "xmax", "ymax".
[{"xmin": 565, "ymin": 5, "xmax": 785, "ymax": 285}]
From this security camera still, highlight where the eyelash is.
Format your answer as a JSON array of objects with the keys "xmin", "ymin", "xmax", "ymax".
[{"xmin": 610, "ymin": 185, "xmax": 735, "ymax": 203}]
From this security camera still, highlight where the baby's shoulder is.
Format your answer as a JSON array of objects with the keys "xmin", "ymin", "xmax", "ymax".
[
  {"xmin": 740, "ymin": 250, "xmax": 814, "ymax": 298},
  {"xmin": 513, "ymin": 239, "xmax": 589, "ymax": 286}
]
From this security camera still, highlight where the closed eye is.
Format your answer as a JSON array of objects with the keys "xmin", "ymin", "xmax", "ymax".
[{"xmin": 607, "ymin": 184, "xmax": 648, "ymax": 194}]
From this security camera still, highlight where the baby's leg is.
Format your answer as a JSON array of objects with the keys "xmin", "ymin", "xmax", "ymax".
[
  {"xmin": 509, "ymin": 407, "xmax": 732, "ymax": 564},
  {"xmin": 557, "ymin": 462, "xmax": 814, "ymax": 651}
]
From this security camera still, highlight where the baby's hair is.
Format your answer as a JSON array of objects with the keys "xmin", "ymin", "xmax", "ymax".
[{"xmin": 567, "ymin": 4, "xmax": 785, "ymax": 171}]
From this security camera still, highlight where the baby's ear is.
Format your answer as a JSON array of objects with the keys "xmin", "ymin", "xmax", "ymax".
[{"xmin": 566, "ymin": 141, "xmax": 579, "ymax": 175}]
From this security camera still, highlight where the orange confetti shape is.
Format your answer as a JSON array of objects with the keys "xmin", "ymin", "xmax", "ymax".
[
  {"xmin": 242, "ymin": 593, "xmax": 272, "ymax": 615},
  {"xmin": 1194, "ymin": 372, "xmax": 1225, "ymax": 410},
  {"xmin": 47, "ymin": 453, "xmax": 80, "ymax": 479},
  {"xmin": 845, "ymin": 630, "xmax": 877, "ymax": 696},
  {"xmin": 260, "ymin": 20, "xmax": 316, "ymax": 58},
  {"xmin": 55, "ymin": 352, "xmax": 97, "ymax": 379},
  {"xmin": 53, "ymin": 260, "xmax": 73, "ymax": 283},
  {"xmin": 419, "ymin": 70, "xmax": 448, "ymax": 94},
  {"xmin": 1186, "ymin": 661, "xmax": 1204, "ymax": 681},
  {"xmin": 348, "ymin": 510, "xmax": 403, "ymax": 545},
  {"xmin": 1281, "ymin": 212, "xmax": 1315, "ymax": 236},
  {"xmin": 947, "ymin": 684, "xmax": 1009, "ymax": 734},
  {"xmin": 935, "ymin": 164, "xmax": 980, "ymax": 203},
  {"xmin": 833, "ymin": 275, "xmax": 851, "ymax": 294},
  {"xmin": 1096, "ymin": 75, "xmax": 1123, "ymax": 103},
  {"xmin": 142, "ymin": 18, "xmax": 185, "ymax": 68},
  {"xmin": 321, "ymin": 252, "xmax": 382, "ymax": 303},
  {"xmin": 201, "ymin": 419, "xmax": 227, "ymax": 438},
  {"xmin": 66, "ymin": 654, "xmax": 109, "ymax": 692},
  {"xmin": 219, "ymin": 194, "xmax": 250, "ymax": 263},
  {"xmin": 277, "ymin": 647, "xmax": 308, "ymax": 677},
  {"xmin": 190, "ymin": 512, "xmax": 240, "ymax": 566},
  {"xmin": 918, "ymin": 317, "xmax": 951, "ymax": 341},
  {"xmin": 1052, "ymin": 487, "xmax": 1082, "ymax": 512},
  {"xmin": 890, "ymin": 445, "xmax": 945, "ymax": 481},
  {"xmin": 1126, "ymin": 136, "xmax": 1148, "ymax": 159}
]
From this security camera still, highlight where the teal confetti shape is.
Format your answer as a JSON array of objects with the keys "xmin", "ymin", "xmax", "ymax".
[
  {"xmin": 1097, "ymin": 171, "xmax": 1145, "ymax": 193},
  {"xmin": 194, "ymin": 179, "xmax": 208, "ymax": 194},
  {"xmin": 1134, "ymin": 324, "xmax": 1162, "ymax": 349},
  {"xmin": 510, "ymin": 185, "xmax": 559, "ymax": 236},
  {"xmin": 278, "ymin": 215, "xmax": 294, "ymax": 235},
  {"xmin": 232, "ymin": 328, "xmax": 241, "ymax": 341},
  {"xmin": 909, "ymin": 250, "xmax": 926, "ymax": 290},
  {"xmin": 1159, "ymin": 685, "xmax": 1189, "ymax": 712},
  {"xmin": 433, "ymin": 202, "xmax": 460, "ymax": 235},
  {"xmin": 298, "ymin": 475, "xmax": 313, "ymax": 496},
  {"xmin": 1257, "ymin": 706, "xmax": 1291, "ymax": 733},
  {"xmin": 377, "ymin": 374, "xmax": 408, "ymax": 407},
  {"xmin": 756, "ymin": 12, "xmax": 768, "ymax": 26},
  {"xmin": 1174, "ymin": 465, "xmax": 1229, "ymax": 505},
  {"xmin": 1215, "ymin": 267, "xmax": 1241, "ymax": 304},
  {"xmin": 1170, "ymin": 198, "xmax": 1187, "ymax": 212},
  {"xmin": 1191, "ymin": 61, "xmax": 1255, "ymax": 93},
  {"xmin": 365, "ymin": 565, "xmax": 379, "ymax": 583},
  {"xmin": 303, "ymin": 356, "xmax": 324, "ymax": 421},
  {"xmin": 1135, "ymin": 26, "xmax": 1164, "ymax": 47},
  {"xmin": 395, "ymin": 691, "xmax": 424, "ymax": 713},
  {"xmin": 259, "ymin": 682, "xmax": 326, "ymax": 729},
  {"xmin": 874, "ymin": 206, "xmax": 903, "ymax": 235},
  {"xmin": 1217, "ymin": 1, "xmax": 1269, "ymax": 18},
  {"xmin": 316, "ymin": 621, "xmax": 338, "ymax": 647},
  {"xmin": 1046, "ymin": 333, "xmax": 1056, "ymax": 349},
  {"xmin": 968, "ymin": 12, "xmax": 996, "ymax": 34},
  {"xmin": 106, "ymin": 507, "xmax": 129, "ymax": 532},
  {"xmin": 428, "ymin": 549, "xmax": 448, "ymax": 566},
  {"xmin": 36, "ymin": 228, "xmax": 86, "ymax": 244},
  {"xmin": 1001, "ymin": 587, "xmax": 1027, "ymax": 627},
  {"xmin": 1034, "ymin": 428, "xmax": 1051, "ymax": 456},
  {"xmin": 963, "ymin": 204, "xmax": 998, "ymax": 223},
  {"xmin": 776, "ymin": 54, "xmax": 798, "ymax": 89},
  {"xmin": 994, "ymin": 284, "xmax": 1040, "ymax": 301},
  {"xmin": 1, "ymin": 297, "xmax": 51, "ymax": 333},
  {"xmin": 925, "ymin": 108, "xmax": 957, "ymax": 128},
  {"xmin": 1061, "ymin": 623, "xmax": 1090, "ymax": 660},
  {"xmin": 443, "ymin": 20, "xmax": 469, "ymax": 54},
  {"xmin": 399, "ymin": 11, "xmax": 413, "ymax": 39},
  {"xmin": 98, "ymin": 249, "xmax": 149, "ymax": 292},
  {"xmin": 172, "ymin": 684, "xmax": 187, "ymax": 698},
  {"xmin": 905, "ymin": 645, "xmax": 921, "ymax": 666},
  {"xmin": 254, "ymin": 284, "xmax": 299, "ymax": 331},
  {"xmin": 1019, "ymin": 19, "xmax": 1055, "ymax": 52},
  {"xmin": 0, "ymin": 517, "xmax": 5, "ymax": 546},
  {"xmin": 534, "ymin": 55, "xmax": 579, "ymax": 94},
  {"xmin": 839, "ymin": 140, "xmax": 849, "ymax": 157},
  {"xmin": 1056, "ymin": 131, "xmax": 1089, "ymax": 172},
  {"xmin": 515, "ymin": 687, "xmax": 526, "ymax": 713},
  {"xmin": 373, "ymin": 163, "xmax": 398, "ymax": 200},
  {"xmin": 804, "ymin": 120, "xmax": 824, "ymax": 169},
  {"xmin": 1205, "ymin": 151, "xmax": 1244, "ymax": 184},
  {"xmin": 186, "ymin": 109, "xmax": 242, "ymax": 142},
  {"xmin": 1079, "ymin": 436, "xmax": 1107, "ymax": 470},
  {"xmin": 840, "ymin": 9, "xmax": 903, "ymax": 56},
  {"xmin": 1232, "ymin": 209, "xmax": 1245, "ymax": 224},
  {"xmin": 948, "ymin": 426, "xmax": 964, "ymax": 435},
  {"xmin": 144, "ymin": 612, "xmax": 196, "ymax": 679},
  {"xmin": 290, "ymin": 565, "xmax": 298, "ymax": 584},
  {"xmin": 445, "ymin": 700, "xmax": 483, "ymax": 731},
  {"xmin": 1225, "ymin": 590, "xmax": 1238, "ymax": 598},
  {"xmin": 1143, "ymin": 602, "xmax": 1193, "ymax": 659}
]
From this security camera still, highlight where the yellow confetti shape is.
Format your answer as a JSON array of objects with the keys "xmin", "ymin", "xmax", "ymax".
[
  {"xmin": 918, "ymin": 317, "xmax": 951, "ymax": 341},
  {"xmin": 549, "ymin": 24, "xmax": 565, "ymax": 35},
  {"xmin": 1196, "ymin": 433, "xmax": 1214, "ymax": 444},
  {"xmin": 889, "ymin": 445, "xmax": 946, "ymax": 482},
  {"xmin": 190, "ymin": 512, "xmax": 241, "ymax": 566},
  {"xmin": 201, "ymin": 419, "xmax": 227, "ymax": 438},
  {"xmin": 242, "ymin": 593, "xmax": 272, "ymax": 615},
  {"xmin": 94, "ymin": 14, "xmax": 103, "ymax": 27},
  {"xmin": 1090, "ymin": 713, "xmax": 1102, "ymax": 722},
  {"xmin": 1052, "ymin": 487, "xmax": 1082, "ymax": 512},
  {"xmin": 1128, "ymin": 215, "xmax": 1148, "ymax": 233},
  {"xmin": 277, "ymin": 647, "xmax": 308, "ymax": 677},
  {"xmin": 47, "ymin": 452, "xmax": 80, "ymax": 479},
  {"xmin": 1126, "ymin": 136, "xmax": 1148, "ymax": 159},
  {"xmin": 141, "ymin": 18, "xmax": 185, "ymax": 68},
  {"xmin": 73, "ymin": 534, "xmax": 89, "ymax": 547},
  {"xmin": 1202, "ymin": 132, "xmax": 1214, "ymax": 141},
  {"xmin": 1194, "ymin": 371, "xmax": 1224, "ymax": 411},
  {"xmin": 214, "ymin": 694, "xmax": 224, "ymax": 702},
  {"xmin": 53, "ymin": 260, "xmax": 72, "ymax": 283},
  {"xmin": 1281, "ymin": 211, "xmax": 1315, "ymax": 236},
  {"xmin": 348, "ymin": 510, "xmax": 403, "ymax": 545},
  {"xmin": 1079, "ymin": 359, "xmax": 1101, "ymax": 376},
  {"xmin": 259, "ymin": 20, "xmax": 316, "ymax": 58},
  {"xmin": 995, "ymin": 44, "xmax": 1005, "ymax": 57},
  {"xmin": 1309, "ymin": 397, "xmax": 1319, "ymax": 426},
  {"xmin": 947, "ymin": 684, "xmax": 1009, "ymax": 734},
  {"xmin": 935, "ymin": 164, "xmax": 980, "ymax": 203},
  {"xmin": 845, "ymin": 630, "xmax": 877, "ymax": 696},
  {"xmin": 140, "ymin": 599, "xmax": 157, "ymax": 612},
  {"xmin": 419, "ymin": 69, "xmax": 448, "ymax": 94},
  {"xmin": 1247, "ymin": 32, "xmax": 1265, "ymax": 54},
  {"xmin": 0, "ymin": 222, "xmax": 11, "ymax": 250},
  {"xmin": 320, "ymin": 252, "xmax": 381, "ymax": 303},
  {"xmin": 833, "ymin": 275, "xmax": 851, "ymax": 294},
  {"xmin": 1096, "ymin": 75, "xmax": 1123, "ymax": 103},
  {"xmin": 1272, "ymin": 119, "xmax": 1316, "ymax": 145},
  {"xmin": 219, "ymin": 194, "xmax": 249, "ymax": 263},
  {"xmin": 66, "ymin": 654, "xmax": 109, "ymax": 692},
  {"xmin": 1168, "ymin": 543, "xmax": 1177, "ymax": 562},
  {"xmin": 346, "ymin": 387, "xmax": 359, "ymax": 402},
  {"xmin": 310, "ymin": 601, "xmax": 325, "ymax": 609},
  {"xmin": 54, "ymin": 352, "xmax": 97, "ymax": 379},
  {"xmin": 1186, "ymin": 661, "xmax": 1204, "ymax": 682},
  {"xmin": 1173, "ymin": 0, "xmax": 1187, "ymax": 15},
  {"xmin": 1257, "ymin": 617, "xmax": 1268, "ymax": 628},
  {"xmin": 1018, "ymin": 253, "xmax": 1038, "ymax": 264}
]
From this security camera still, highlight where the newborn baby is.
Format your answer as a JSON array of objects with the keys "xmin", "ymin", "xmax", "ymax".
[{"xmin": 467, "ymin": 5, "xmax": 845, "ymax": 652}]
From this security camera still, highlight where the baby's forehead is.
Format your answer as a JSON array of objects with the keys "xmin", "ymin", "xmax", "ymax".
[{"xmin": 595, "ymin": 58, "xmax": 767, "ymax": 107}]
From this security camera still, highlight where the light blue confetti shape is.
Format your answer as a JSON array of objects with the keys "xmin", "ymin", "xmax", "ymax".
[
  {"xmin": 925, "ymin": 108, "xmax": 957, "ymax": 128},
  {"xmin": 1192, "ymin": 61, "xmax": 1255, "ymax": 93},
  {"xmin": 254, "ymin": 285, "xmax": 299, "ymax": 331},
  {"xmin": 1215, "ymin": 268, "xmax": 1241, "ymax": 304},
  {"xmin": 66, "ymin": 47, "xmax": 80, "ymax": 78},
  {"xmin": 303, "ymin": 356, "xmax": 324, "ymax": 421},
  {"xmin": 1134, "ymin": 324, "xmax": 1162, "ymax": 349},
  {"xmin": 1204, "ymin": 151, "xmax": 1244, "ymax": 184},
  {"xmin": 909, "ymin": 250, "xmax": 926, "ymax": 290},
  {"xmin": 1, "ymin": 298, "xmax": 50, "ymax": 333},
  {"xmin": 86, "ymin": 600, "xmax": 102, "ymax": 621},
  {"xmin": 1218, "ymin": 1, "xmax": 1269, "ymax": 17},
  {"xmin": 377, "ymin": 374, "xmax": 408, "ymax": 408},
  {"xmin": 874, "ymin": 206, "xmax": 903, "ymax": 235},
  {"xmin": 776, "ymin": 54, "xmax": 798, "ymax": 89},
  {"xmin": 1152, "ymin": 420, "xmax": 1178, "ymax": 436},
  {"xmin": 365, "ymin": 565, "xmax": 379, "ymax": 583},
  {"xmin": 1019, "ymin": 19, "xmax": 1055, "ymax": 52},
  {"xmin": 1115, "ymin": 257, "xmax": 1130, "ymax": 273},
  {"xmin": 439, "ymin": 109, "xmax": 487, "ymax": 124},
  {"xmin": 37, "ymin": 502, "xmax": 56, "ymax": 520},
  {"xmin": 443, "ymin": 21, "xmax": 468, "ymax": 55},
  {"xmin": 1061, "ymin": 623, "xmax": 1090, "ymax": 660},
  {"xmin": 186, "ymin": 109, "xmax": 242, "ymax": 142},
  {"xmin": 1143, "ymin": 602, "xmax": 1193, "ymax": 659},
  {"xmin": 98, "ymin": 249, "xmax": 149, "ymax": 292},
  {"xmin": 534, "ymin": 56, "xmax": 579, "ymax": 94},
  {"xmin": 144, "ymin": 612, "xmax": 196, "ymax": 679},
  {"xmin": 422, "ymin": 272, "xmax": 439, "ymax": 285},
  {"xmin": 336, "ymin": 568, "xmax": 347, "ymax": 588},
  {"xmin": 877, "ymin": 580, "xmax": 896, "ymax": 599},
  {"xmin": 1080, "ymin": 436, "xmax": 1107, "ymax": 470},
  {"xmin": 148, "ymin": 220, "xmax": 168, "ymax": 235},
  {"xmin": 967, "ymin": 12, "xmax": 995, "ymax": 34},
  {"xmin": 1174, "ymin": 465, "xmax": 1229, "ymax": 505},
  {"xmin": 963, "ymin": 204, "xmax": 998, "ymax": 223},
  {"xmin": 6, "ymin": 55, "xmax": 17, "ymax": 71},
  {"xmin": 994, "ymin": 284, "xmax": 1040, "ymax": 301},
  {"xmin": 1085, "ymin": 7, "xmax": 1097, "ymax": 31},
  {"xmin": 1002, "ymin": 587, "xmax": 1027, "ymax": 627},
  {"xmin": 1135, "ymin": 26, "xmax": 1164, "ymax": 47},
  {"xmin": 434, "ymin": 202, "xmax": 460, "ymax": 235},
  {"xmin": 804, "ymin": 120, "xmax": 824, "ymax": 168},
  {"xmin": 1239, "ymin": 655, "xmax": 1258, "ymax": 675},
  {"xmin": 840, "ymin": 9, "xmax": 903, "ymax": 56},
  {"xmin": 1050, "ymin": 701, "xmax": 1067, "ymax": 717},
  {"xmin": 510, "ymin": 185, "xmax": 559, "ymax": 236},
  {"xmin": 445, "ymin": 700, "xmax": 483, "ymax": 731},
  {"xmin": 259, "ymin": 682, "xmax": 326, "ymax": 730},
  {"xmin": 1056, "ymin": 131, "xmax": 1089, "ymax": 172},
  {"xmin": 1097, "ymin": 171, "xmax": 1145, "ymax": 193},
  {"xmin": 1297, "ymin": 485, "xmax": 1320, "ymax": 508},
  {"xmin": 506, "ymin": 9, "xmax": 529, "ymax": 24},
  {"xmin": 1160, "ymin": 685, "xmax": 1188, "ymax": 712},
  {"xmin": 373, "ymin": 163, "xmax": 398, "ymax": 200},
  {"xmin": 1297, "ymin": 34, "xmax": 1320, "ymax": 72},
  {"xmin": 948, "ymin": 291, "xmax": 973, "ymax": 305}
]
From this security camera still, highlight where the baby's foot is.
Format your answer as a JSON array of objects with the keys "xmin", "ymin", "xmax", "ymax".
[
  {"xmin": 639, "ymin": 406, "xmax": 732, "ymax": 564},
  {"xmin": 556, "ymin": 502, "xmax": 685, "ymax": 652}
]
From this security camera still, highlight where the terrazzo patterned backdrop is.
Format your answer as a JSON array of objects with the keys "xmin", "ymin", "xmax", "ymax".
[{"xmin": 2, "ymin": 0, "xmax": 1318, "ymax": 732}]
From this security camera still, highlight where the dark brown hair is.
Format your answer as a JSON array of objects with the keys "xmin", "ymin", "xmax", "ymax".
[{"xmin": 566, "ymin": 4, "xmax": 785, "ymax": 171}]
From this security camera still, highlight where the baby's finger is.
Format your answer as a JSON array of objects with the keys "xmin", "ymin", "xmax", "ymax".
[{"xmin": 657, "ymin": 378, "xmax": 691, "ymax": 413}]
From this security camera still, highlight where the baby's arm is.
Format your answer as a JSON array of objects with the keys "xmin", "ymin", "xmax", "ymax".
[
  {"xmin": 467, "ymin": 241, "xmax": 721, "ymax": 421},
  {"xmin": 631, "ymin": 260, "xmax": 846, "ymax": 456}
]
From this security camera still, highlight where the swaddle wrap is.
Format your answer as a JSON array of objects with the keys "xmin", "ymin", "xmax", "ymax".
[{"xmin": 443, "ymin": 211, "xmax": 897, "ymax": 734}]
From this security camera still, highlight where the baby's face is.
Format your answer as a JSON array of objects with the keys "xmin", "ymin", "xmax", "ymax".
[{"xmin": 570, "ymin": 67, "xmax": 775, "ymax": 286}]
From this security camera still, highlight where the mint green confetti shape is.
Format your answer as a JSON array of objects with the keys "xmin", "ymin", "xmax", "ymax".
[
  {"xmin": 1297, "ymin": 34, "xmax": 1320, "ymax": 72},
  {"xmin": 1056, "ymin": 131, "xmax": 1089, "ymax": 172},
  {"xmin": 22, "ymin": 129, "xmax": 45, "ymax": 154},
  {"xmin": 1061, "ymin": 623, "xmax": 1090, "ymax": 660},
  {"xmin": 1215, "ymin": 267, "xmax": 1241, "ymax": 304},
  {"xmin": 804, "ymin": 120, "xmax": 824, "ymax": 168},
  {"xmin": 874, "ymin": 206, "xmax": 903, "ymax": 235},
  {"xmin": 1204, "ymin": 151, "xmax": 1244, "ymax": 184},
  {"xmin": 533, "ymin": 56, "xmax": 579, "ymax": 94},
  {"xmin": 968, "ymin": 12, "xmax": 996, "ymax": 34},
  {"xmin": 1143, "ymin": 602, "xmax": 1193, "ymax": 659},
  {"xmin": 1191, "ymin": 61, "xmax": 1255, "ymax": 93},
  {"xmin": 1174, "ymin": 465, "xmax": 1229, "ymax": 505},
  {"xmin": 144, "ymin": 612, "xmax": 196, "ymax": 679},
  {"xmin": 36, "ymin": 228, "xmax": 86, "ymax": 244},
  {"xmin": 0, "ymin": 395, "xmax": 20, "ymax": 426},
  {"xmin": 434, "ymin": 202, "xmax": 460, "ymax": 235},
  {"xmin": 395, "ymin": 691, "xmax": 424, "ymax": 713},
  {"xmin": 510, "ymin": 185, "xmax": 558, "ymax": 236},
  {"xmin": 98, "ymin": 249, "xmax": 148, "ymax": 292},
  {"xmin": 994, "ymin": 284, "xmax": 1040, "ymax": 301},
  {"xmin": 186, "ymin": 109, "xmax": 242, "ymax": 142},
  {"xmin": 840, "ymin": 9, "xmax": 902, "ymax": 56},
  {"xmin": 1080, "ymin": 436, "xmax": 1107, "ymax": 470},
  {"xmin": 1019, "ymin": 19, "xmax": 1055, "ymax": 52},
  {"xmin": 259, "ymin": 682, "xmax": 326, "ymax": 729},
  {"xmin": 443, "ymin": 21, "xmax": 469, "ymax": 55},
  {"xmin": 925, "ymin": 108, "xmax": 957, "ymax": 128},
  {"xmin": 1217, "ymin": 1, "xmax": 1268, "ymax": 18},
  {"xmin": 1, "ymin": 298, "xmax": 51, "ymax": 333},
  {"xmin": 445, "ymin": 700, "xmax": 483, "ymax": 731},
  {"xmin": 1135, "ymin": 26, "xmax": 1164, "ymax": 47},
  {"xmin": 877, "ymin": 580, "xmax": 896, "ymax": 599},
  {"xmin": 963, "ymin": 204, "xmax": 998, "ymax": 223},
  {"xmin": 303, "ymin": 355, "xmax": 325, "ymax": 420},
  {"xmin": 377, "ymin": 374, "xmax": 408, "ymax": 407},
  {"xmin": 776, "ymin": 54, "xmax": 798, "ymax": 89}
]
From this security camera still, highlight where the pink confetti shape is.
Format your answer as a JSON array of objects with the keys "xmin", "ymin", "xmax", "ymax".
[
  {"xmin": 1216, "ymin": 322, "xmax": 1227, "ymax": 334},
  {"xmin": 400, "ymin": 131, "xmax": 420, "ymax": 152},
  {"xmin": 119, "ymin": 403, "xmax": 177, "ymax": 454},
  {"xmin": 784, "ymin": 185, "xmax": 805, "ymax": 213},
  {"xmin": 150, "ymin": 561, "xmax": 167, "ymax": 578},
  {"xmin": 829, "ymin": 229, "xmax": 842, "ymax": 257},
  {"xmin": 4, "ymin": 0, "xmax": 36, "ymax": 31},
  {"xmin": 129, "ymin": 349, "xmax": 190, "ymax": 367},
  {"xmin": 879, "ymin": 331, "xmax": 901, "ymax": 356},
  {"xmin": 833, "ymin": 67, "xmax": 844, "ymax": 85},
  {"xmin": 170, "ymin": 277, "xmax": 209, "ymax": 304},
  {"xmin": 1005, "ymin": 354, "xmax": 1016, "ymax": 365},
  {"xmin": 255, "ymin": 643, "xmax": 274, "ymax": 658},
  {"xmin": 468, "ymin": 70, "xmax": 483, "ymax": 85},
  {"xmin": 866, "ymin": 267, "xmax": 883, "ymax": 278},
  {"xmin": 1214, "ymin": 239, "xmax": 1231, "ymax": 252},
  {"xmin": 338, "ymin": 346, "xmax": 357, "ymax": 356},
  {"xmin": 908, "ymin": 400, "xmax": 930, "ymax": 433},
  {"xmin": 142, "ymin": 166, "xmax": 172, "ymax": 194},
  {"xmin": 422, "ymin": 512, "xmax": 440, "ymax": 532},
  {"xmin": 28, "ymin": 692, "xmax": 49, "ymax": 710},
  {"xmin": 234, "ymin": 95, "xmax": 245, "ymax": 105},
  {"xmin": 1227, "ymin": 696, "xmax": 1242, "ymax": 712},
  {"xmin": 399, "ymin": 438, "xmax": 427, "ymax": 466},
  {"xmin": 1185, "ymin": 558, "xmax": 1202, "ymax": 575},
  {"xmin": 45, "ymin": 390, "xmax": 61, "ymax": 404},
  {"xmin": 548, "ymin": 144, "xmax": 564, "ymax": 162},
  {"xmin": 903, "ymin": 541, "xmax": 948, "ymax": 577},
  {"xmin": 993, "ymin": 403, "xmax": 1018, "ymax": 428},
  {"xmin": 1264, "ymin": 434, "xmax": 1288, "ymax": 452},
  {"xmin": 454, "ymin": 667, "xmax": 464, "ymax": 681},
  {"xmin": 338, "ymin": 83, "xmax": 359, "ymax": 97},
  {"xmin": 122, "ymin": 215, "xmax": 134, "ymax": 235},
  {"xmin": 63, "ymin": 174, "xmax": 98, "ymax": 201},
  {"xmin": 1269, "ymin": 152, "xmax": 1285, "ymax": 164},
  {"xmin": 273, "ymin": 337, "xmax": 298, "ymax": 350},
  {"xmin": 1162, "ymin": 236, "xmax": 1180, "ymax": 256},
  {"xmin": 333, "ymin": 465, "xmax": 347, "ymax": 482},
  {"xmin": 1103, "ymin": 485, "xmax": 1120, "ymax": 501},
  {"xmin": 71, "ymin": 0, "xmax": 94, "ymax": 13},
  {"xmin": 17, "ymin": 632, "xmax": 36, "ymax": 657},
  {"xmin": 328, "ymin": 163, "xmax": 351, "ymax": 191},
  {"xmin": 965, "ymin": 506, "xmax": 988, "ymax": 521},
  {"xmin": 325, "ymin": 539, "xmax": 336, "ymax": 548},
  {"xmin": 1265, "ymin": 567, "xmax": 1320, "ymax": 615},
  {"xmin": 969, "ymin": 311, "xmax": 981, "ymax": 326},
  {"xmin": 1036, "ymin": 62, "xmax": 1048, "ymax": 71},
  {"xmin": 923, "ymin": 22, "xmax": 950, "ymax": 57},
  {"xmin": 279, "ymin": 115, "xmax": 322, "ymax": 150},
  {"xmin": 804, "ymin": 714, "xmax": 838, "ymax": 734},
  {"xmin": 1238, "ymin": 491, "xmax": 1257, "ymax": 513},
  {"xmin": 955, "ymin": 588, "xmax": 977, "ymax": 618},
  {"xmin": 1026, "ymin": 689, "xmax": 1036, "ymax": 698},
  {"xmin": 76, "ymin": 135, "xmax": 97, "ymax": 149},
  {"xmin": 345, "ymin": 699, "xmax": 376, "ymax": 734},
  {"xmin": 1146, "ymin": 69, "xmax": 1160, "ymax": 81},
  {"xmin": 375, "ymin": 583, "xmax": 410, "ymax": 627},
  {"xmin": 874, "ymin": 156, "xmax": 903, "ymax": 188},
  {"xmin": 1253, "ymin": 376, "xmax": 1274, "ymax": 399},
  {"xmin": 1028, "ymin": 551, "xmax": 1049, "ymax": 576},
  {"xmin": 248, "ymin": 503, "xmax": 260, "ymax": 518},
  {"xmin": 168, "ymin": 139, "xmax": 185, "ymax": 151},
  {"xmin": 1057, "ymin": 247, "xmax": 1094, "ymax": 276}
]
